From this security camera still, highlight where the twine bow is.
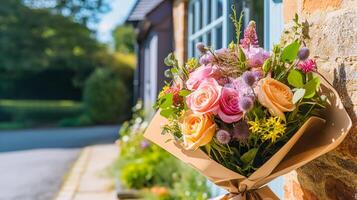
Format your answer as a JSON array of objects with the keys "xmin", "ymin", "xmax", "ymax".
[{"xmin": 215, "ymin": 179, "xmax": 278, "ymax": 200}]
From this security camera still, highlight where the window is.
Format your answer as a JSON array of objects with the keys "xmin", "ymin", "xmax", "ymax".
[
  {"xmin": 188, "ymin": 0, "xmax": 229, "ymax": 57},
  {"xmin": 187, "ymin": 0, "xmax": 265, "ymax": 58}
]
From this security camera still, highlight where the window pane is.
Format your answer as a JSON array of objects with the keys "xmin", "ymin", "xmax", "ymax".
[
  {"xmin": 207, "ymin": 31, "xmax": 212, "ymax": 47},
  {"xmin": 217, "ymin": 0, "xmax": 223, "ymax": 18},
  {"xmin": 198, "ymin": 0, "xmax": 203, "ymax": 30},
  {"xmin": 207, "ymin": 0, "xmax": 212, "ymax": 24},
  {"xmin": 190, "ymin": 41, "xmax": 195, "ymax": 57},
  {"xmin": 191, "ymin": 2, "xmax": 195, "ymax": 34},
  {"xmin": 216, "ymin": 25, "xmax": 223, "ymax": 49},
  {"xmin": 194, "ymin": 0, "xmax": 202, "ymax": 31}
]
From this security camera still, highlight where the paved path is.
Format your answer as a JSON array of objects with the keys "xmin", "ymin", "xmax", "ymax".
[
  {"xmin": 0, "ymin": 125, "xmax": 120, "ymax": 152},
  {"xmin": 0, "ymin": 148, "xmax": 80, "ymax": 200},
  {"xmin": 55, "ymin": 145, "xmax": 118, "ymax": 200},
  {"xmin": 0, "ymin": 125, "xmax": 120, "ymax": 200}
]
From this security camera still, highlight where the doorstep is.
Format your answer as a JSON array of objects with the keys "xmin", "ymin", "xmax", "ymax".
[{"xmin": 54, "ymin": 144, "xmax": 118, "ymax": 200}]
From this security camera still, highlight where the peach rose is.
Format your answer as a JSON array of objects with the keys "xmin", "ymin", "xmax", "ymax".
[
  {"xmin": 181, "ymin": 111, "xmax": 216, "ymax": 150},
  {"xmin": 256, "ymin": 78, "xmax": 295, "ymax": 121},
  {"xmin": 186, "ymin": 78, "xmax": 221, "ymax": 114}
]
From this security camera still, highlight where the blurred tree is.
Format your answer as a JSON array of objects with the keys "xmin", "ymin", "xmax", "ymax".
[
  {"xmin": 23, "ymin": 0, "xmax": 110, "ymax": 25},
  {"xmin": 0, "ymin": 0, "xmax": 108, "ymax": 87},
  {"xmin": 112, "ymin": 25, "xmax": 136, "ymax": 53}
]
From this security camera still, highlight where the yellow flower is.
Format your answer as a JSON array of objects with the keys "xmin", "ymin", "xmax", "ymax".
[
  {"xmin": 158, "ymin": 86, "xmax": 170, "ymax": 98},
  {"xmin": 181, "ymin": 111, "xmax": 216, "ymax": 150},
  {"xmin": 248, "ymin": 117, "xmax": 286, "ymax": 143}
]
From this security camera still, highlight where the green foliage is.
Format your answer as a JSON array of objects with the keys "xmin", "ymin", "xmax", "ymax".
[
  {"xmin": 83, "ymin": 67, "xmax": 131, "ymax": 124},
  {"xmin": 0, "ymin": 0, "xmax": 107, "ymax": 87},
  {"xmin": 303, "ymin": 77, "xmax": 320, "ymax": 98},
  {"xmin": 25, "ymin": 0, "xmax": 110, "ymax": 25},
  {"xmin": 281, "ymin": 41, "xmax": 300, "ymax": 63},
  {"xmin": 241, "ymin": 148, "xmax": 258, "ymax": 165},
  {"xmin": 0, "ymin": 100, "xmax": 83, "ymax": 124},
  {"xmin": 58, "ymin": 114, "xmax": 93, "ymax": 127},
  {"xmin": 229, "ymin": 5, "xmax": 244, "ymax": 43},
  {"xmin": 287, "ymin": 69, "xmax": 304, "ymax": 88},
  {"xmin": 112, "ymin": 105, "xmax": 211, "ymax": 199},
  {"xmin": 112, "ymin": 25, "xmax": 136, "ymax": 53}
]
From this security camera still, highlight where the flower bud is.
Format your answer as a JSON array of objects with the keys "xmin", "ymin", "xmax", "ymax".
[
  {"xmin": 196, "ymin": 42, "xmax": 207, "ymax": 54},
  {"xmin": 232, "ymin": 121, "xmax": 249, "ymax": 141},
  {"xmin": 239, "ymin": 96, "xmax": 254, "ymax": 112},
  {"xmin": 242, "ymin": 71, "xmax": 256, "ymax": 86},
  {"xmin": 216, "ymin": 129, "xmax": 231, "ymax": 144},
  {"xmin": 298, "ymin": 47, "xmax": 310, "ymax": 60}
]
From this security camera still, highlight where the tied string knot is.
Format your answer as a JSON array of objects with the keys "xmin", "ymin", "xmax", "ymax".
[{"xmin": 220, "ymin": 180, "xmax": 263, "ymax": 200}]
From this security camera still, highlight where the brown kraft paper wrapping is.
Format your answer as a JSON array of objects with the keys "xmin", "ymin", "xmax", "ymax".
[{"xmin": 143, "ymin": 77, "xmax": 352, "ymax": 200}]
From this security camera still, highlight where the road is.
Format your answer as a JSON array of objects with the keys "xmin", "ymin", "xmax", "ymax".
[{"xmin": 0, "ymin": 125, "xmax": 120, "ymax": 200}]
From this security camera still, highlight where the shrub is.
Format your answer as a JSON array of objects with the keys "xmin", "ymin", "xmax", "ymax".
[
  {"xmin": 112, "ymin": 104, "xmax": 211, "ymax": 200},
  {"xmin": 0, "ymin": 99, "xmax": 83, "ymax": 124},
  {"xmin": 58, "ymin": 114, "xmax": 93, "ymax": 127},
  {"xmin": 83, "ymin": 68, "xmax": 131, "ymax": 124}
]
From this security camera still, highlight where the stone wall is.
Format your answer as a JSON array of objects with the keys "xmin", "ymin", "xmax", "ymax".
[{"xmin": 283, "ymin": 0, "xmax": 357, "ymax": 199}]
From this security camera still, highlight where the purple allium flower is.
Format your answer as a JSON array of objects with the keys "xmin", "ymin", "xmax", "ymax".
[
  {"xmin": 239, "ymin": 96, "xmax": 254, "ymax": 112},
  {"xmin": 297, "ymin": 59, "xmax": 317, "ymax": 73},
  {"xmin": 232, "ymin": 121, "xmax": 249, "ymax": 141},
  {"xmin": 242, "ymin": 71, "xmax": 256, "ymax": 86},
  {"xmin": 199, "ymin": 54, "xmax": 214, "ymax": 65},
  {"xmin": 140, "ymin": 140, "xmax": 150, "ymax": 150},
  {"xmin": 240, "ymin": 21, "xmax": 259, "ymax": 48},
  {"xmin": 216, "ymin": 129, "xmax": 231, "ymax": 144},
  {"xmin": 298, "ymin": 47, "xmax": 310, "ymax": 60},
  {"xmin": 252, "ymin": 70, "xmax": 264, "ymax": 81},
  {"xmin": 196, "ymin": 42, "xmax": 207, "ymax": 54}
]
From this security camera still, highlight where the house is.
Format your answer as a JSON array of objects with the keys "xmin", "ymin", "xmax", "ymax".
[
  {"xmin": 126, "ymin": 0, "xmax": 173, "ymax": 117},
  {"xmin": 126, "ymin": 0, "xmax": 284, "ymax": 116},
  {"xmin": 127, "ymin": 0, "xmax": 357, "ymax": 199}
]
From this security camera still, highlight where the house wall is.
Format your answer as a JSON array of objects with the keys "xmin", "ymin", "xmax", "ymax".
[
  {"xmin": 173, "ymin": 0, "xmax": 188, "ymax": 65},
  {"xmin": 282, "ymin": 0, "xmax": 357, "ymax": 199}
]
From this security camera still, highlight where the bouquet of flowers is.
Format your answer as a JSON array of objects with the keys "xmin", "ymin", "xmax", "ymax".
[{"xmin": 144, "ymin": 12, "xmax": 352, "ymax": 199}]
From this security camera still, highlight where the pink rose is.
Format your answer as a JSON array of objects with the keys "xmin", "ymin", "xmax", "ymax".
[
  {"xmin": 186, "ymin": 78, "xmax": 221, "ymax": 114},
  {"xmin": 244, "ymin": 47, "xmax": 269, "ymax": 68},
  {"xmin": 218, "ymin": 87, "xmax": 243, "ymax": 123},
  {"xmin": 186, "ymin": 65, "xmax": 221, "ymax": 90}
]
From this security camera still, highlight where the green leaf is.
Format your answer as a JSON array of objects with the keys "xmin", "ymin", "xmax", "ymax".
[
  {"xmin": 164, "ymin": 53, "xmax": 178, "ymax": 67},
  {"xmin": 281, "ymin": 41, "xmax": 300, "ymax": 63},
  {"xmin": 287, "ymin": 69, "xmax": 304, "ymax": 88},
  {"xmin": 241, "ymin": 148, "xmax": 258, "ymax": 164},
  {"xmin": 228, "ymin": 41, "xmax": 235, "ymax": 50},
  {"xmin": 293, "ymin": 88, "xmax": 305, "ymax": 104},
  {"xmin": 262, "ymin": 58, "xmax": 272, "ymax": 74},
  {"xmin": 303, "ymin": 77, "xmax": 320, "ymax": 98},
  {"xmin": 238, "ymin": 45, "xmax": 246, "ymax": 62},
  {"xmin": 160, "ymin": 109, "xmax": 174, "ymax": 118},
  {"xmin": 179, "ymin": 90, "xmax": 191, "ymax": 97},
  {"xmin": 160, "ymin": 93, "xmax": 173, "ymax": 108}
]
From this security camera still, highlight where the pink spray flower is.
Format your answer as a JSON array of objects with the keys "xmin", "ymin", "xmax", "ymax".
[
  {"xmin": 297, "ymin": 59, "xmax": 317, "ymax": 73},
  {"xmin": 244, "ymin": 47, "xmax": 270, "ymax": 68},
  {"xmin": 186, "ymin": 78, "xmax": 222, "ymax": 114},
  {"xmin": 186, "ymin": 64, "xmax": 221, "ymax": 90},
  {"xmin": 240, "ymin": 21, "xmax": 259, "ymax": 48},
  {"xmin": 217, "ymin": 87, "xmax": 243, "ymax": 123}
]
